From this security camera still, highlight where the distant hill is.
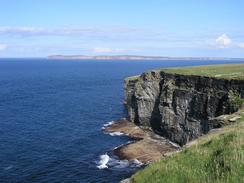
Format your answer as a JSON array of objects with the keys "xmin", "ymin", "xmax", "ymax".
[{"xmin": 48, "ymin": 55, "xmax": 243, "ymax": 61}]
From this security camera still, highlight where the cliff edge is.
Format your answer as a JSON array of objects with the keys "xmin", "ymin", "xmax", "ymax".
[{"xmin": 124, "ymin": 64, "xmax": 244, "ymax": 145}]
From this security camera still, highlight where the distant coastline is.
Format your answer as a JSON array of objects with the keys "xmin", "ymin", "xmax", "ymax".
[{"xmin": 48, "ymin": 55, "xmax": 244, "ymax": 61}]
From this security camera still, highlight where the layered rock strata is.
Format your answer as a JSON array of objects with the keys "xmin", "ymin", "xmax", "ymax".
[{"xmin": 125, "ymin": 71, "xmax": 244, "ymax": 145}]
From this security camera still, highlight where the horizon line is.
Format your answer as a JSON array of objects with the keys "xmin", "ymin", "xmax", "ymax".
[{"xmin": 0, "ymin": 55, "xmax": 244, "ymax": 60}]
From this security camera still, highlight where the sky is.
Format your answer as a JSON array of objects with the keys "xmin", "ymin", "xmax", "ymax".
[{"xmin": 0, "ymin": 0, "xmax": 244, "ymax": 58}]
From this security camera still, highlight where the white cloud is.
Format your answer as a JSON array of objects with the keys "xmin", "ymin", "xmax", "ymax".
[
  {"xmin": 238, "ymin": 43, "xmax": 244, "ymax": 48},
  {"xmin": 0, "ymin": 44, "xmax": 7, "ymax": 51},
  {"xmin": 0, "ymin": 27, "xmax": 49, "ymax": 36},
  {"xmin": 215, "ymin": 34, "xmax": 232, "ymax": 48},
  {"xmin": 0, "ymin": 26, "xmax": 140, "ymax": 38}
]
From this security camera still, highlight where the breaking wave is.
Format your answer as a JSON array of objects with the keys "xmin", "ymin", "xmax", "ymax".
[
  {"xmin": 108, "ymin": 132, "xmax": 125, "ymax": 136},
  {"xmin": 96, "ymin": 153, "xmax": 143, "ymax": 170},
  {"xmin": 101, "ymin": 121, "xmax": 115, "ymax": 129},
  {"xmin": 97, "ymin": 154, "xmax": 110, "ymax": 169}
]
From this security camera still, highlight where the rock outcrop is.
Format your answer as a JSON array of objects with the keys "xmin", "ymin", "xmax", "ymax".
[{"xmin": 125, "ymin": 70, "xmax": 244, "ymax": 145}]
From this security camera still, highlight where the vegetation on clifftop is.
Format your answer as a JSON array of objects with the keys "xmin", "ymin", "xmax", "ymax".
[
  {"xmin": 125, "ymin": 64, "xmax": 244, "ymax": 182},
  {"xmin": 161, "ymin": 64, "xmax": 244, "ymax": 80},
  {"xmin": 131, "ymin": 111, "xmax": 244, "ymax": 183},
  {"xmin": 229, "ymin": 90, "xmax": 244, "ymax": 111},
  {"xmin": 125, "ymin": 64, "xmax": 244, "ymax": 82},
  {"xmin": 125, "ymin": 75, "xmax": 140, "ymax": 82}
]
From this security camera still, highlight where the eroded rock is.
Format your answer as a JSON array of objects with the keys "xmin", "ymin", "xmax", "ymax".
[{"xmin": 125, "ymin": 70, "xmax": 244, "ymax": 145}]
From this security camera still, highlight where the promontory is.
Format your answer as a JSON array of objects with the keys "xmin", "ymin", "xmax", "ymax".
[{"xmin": 113, "ymin": 64, "xmax": 244, "ymax": 183}]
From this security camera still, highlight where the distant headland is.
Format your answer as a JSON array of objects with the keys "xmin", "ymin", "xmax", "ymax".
[{"xmin": 48, "ymin": 55, "xmax": 243, "ymax": 61}]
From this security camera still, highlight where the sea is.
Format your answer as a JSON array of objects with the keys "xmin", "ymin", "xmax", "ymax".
[{"xmin": 0, "ymin": 59, "xmax": 243, "ymax": 183}]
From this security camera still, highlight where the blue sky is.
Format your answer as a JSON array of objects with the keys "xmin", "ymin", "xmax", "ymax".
[{"xmin": 0, "ymin": 0, "xmax": 244, "ymax": 57}]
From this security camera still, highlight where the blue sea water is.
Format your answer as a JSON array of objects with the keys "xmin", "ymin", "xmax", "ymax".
[{"xmin": 0, "ymin": 59, "xmax": 243, "ymax": 183}]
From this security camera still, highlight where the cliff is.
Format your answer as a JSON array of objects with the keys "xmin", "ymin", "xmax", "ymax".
[{"xmin": 125, "ymin": 65, "xmax": 244, "ymax": 145}]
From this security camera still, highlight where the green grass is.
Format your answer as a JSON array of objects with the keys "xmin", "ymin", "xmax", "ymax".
[
  {"xmin": 131, "ymin": 117, "xmax": 244, "ymax": 183},
  {"xmin": 125, "ymin": 75, "xmax": 140, "ymax": 81},
  {"xmin": 229, "ymin": 91, "xmax": 244, "ymax": 111},
  {"xmin": 161, "ymin": 64, "xmax": 244, "ymax": 80}
]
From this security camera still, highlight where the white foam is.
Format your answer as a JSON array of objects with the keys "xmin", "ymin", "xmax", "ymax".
[
  {"xmin": 96, "ymin": 154, "xmax": 130, "ymax": 170},
  {"xmin": 113, "ymin": 144, "xmax": 123, "ymax": 150},
  {"xmin": 112, "ymin": 160, "xmax": 130, "ymax": 169},
  {"xmin": 109, "ymin": 132, "xmax": 124, "ymax": 136},
  {"xmin": 97, "ymin": 153, "xmax": 144, "ymax": 170},
  {"xmin": 97, "ymin": 154, "xmax": 110, "ymax": 169},
  {"xmin": 105, "ymin": 156, "xmax": 130, "ymax": 169},
  {"xmin": 103, "ymin": 121, "xmax": 114, "ymax": 127},
  {"xmin": 113, "ymin": 140, "xmax": 134, "ymax": 150},
  {"xmin": 108, "ymin": 158, "xmax": 143, "ymax": 169},
  {"xmin": 132, "ymin": 159, "xmax": 143, "ymax": 167},
  {"xmin": 101, "ymin": 121, "xmax": 115, "ymax": 130}
]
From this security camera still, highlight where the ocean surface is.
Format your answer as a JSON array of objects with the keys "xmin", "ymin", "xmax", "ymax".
[{"xmin": 0, "ymin": 59, "xmax": 243, "ymax": 183}]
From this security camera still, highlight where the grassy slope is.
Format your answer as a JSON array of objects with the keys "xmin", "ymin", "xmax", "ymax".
[
  {"xmin": 125, "ymin": 64, "xmax": 244, "ymax": 82},
  {"xmin": 131, "ymin": 112, "xmax": 244, "ymax": 183},
  {"xmin": 127, "ymin": 64, "xmax": 244, "ymax": 182},
  {"xmin": 161, "ymin": 64, "xmax": 244, "ymax": 80}
]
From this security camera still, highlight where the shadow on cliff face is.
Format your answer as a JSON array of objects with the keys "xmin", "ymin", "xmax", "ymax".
[
  {"xmin": 148, "ymin": 80, "xmax": 242, "ymax": 146},
  {"xmin": 132, "ymin": 95, "xmax": 140, "ymax": 125},
  {"xmin": 149, "ymin": 81, "xmax": 163, "ymax": 134},
  {"xmin": 125, "ymin": 71, "xmax": 244, "ymax": 147}
]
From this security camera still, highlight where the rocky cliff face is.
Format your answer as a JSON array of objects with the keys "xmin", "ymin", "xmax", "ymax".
[{"xmin": 125, "ymin": 70, "xmax": 244, "ymax": 145}]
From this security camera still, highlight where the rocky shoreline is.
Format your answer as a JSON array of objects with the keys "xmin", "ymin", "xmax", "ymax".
[
  {"xmin": 106, "ymin": 64, "xmax": 244, "ymax": 182},
  {"xmin": 105, "ymin": 109, "xmax": 243, "ymax": 183},
  {"xmin": 104, "ymin": 119, "xmax": 180, "ymax": 164}
]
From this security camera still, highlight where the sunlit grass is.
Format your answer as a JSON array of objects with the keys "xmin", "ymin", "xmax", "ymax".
[
  {"xmin": 125, "ymin": 75, "xmax": 140, "ymax": 81},
  {"xmin": 131, "ymin": 117, "xmax": 244, "ymax": 183},
  {"xmin": 160, "ymin": 64, "xmax": 244, "ymax": 80}
]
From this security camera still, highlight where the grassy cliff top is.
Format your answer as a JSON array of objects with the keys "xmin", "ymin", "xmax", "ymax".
[
  {"xmin": 161, "ymin": 64, "xmax": 244, "ymax": 80},
  {"xmin": 125, "ymin": 64, "xmax": 244, "ymax": 82},
  {"xmin": 131, "ymin": 110, "xmax": 244, "ymax": 183},
  {"xmin": 125, "ymin": 75, "xmax": 140, "ymax": 81}
]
